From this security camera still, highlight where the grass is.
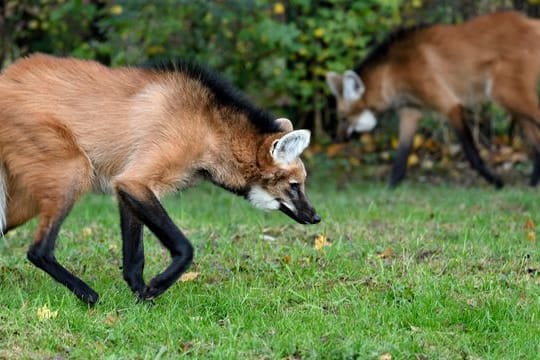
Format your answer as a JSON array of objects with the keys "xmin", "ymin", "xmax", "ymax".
[{"xmin": 0, "ymin": 168, "xmax": 539, "ymax": 359}]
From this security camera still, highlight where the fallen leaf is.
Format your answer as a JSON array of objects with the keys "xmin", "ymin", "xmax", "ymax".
[
  {"xmin": 313, "ymin": 234, "xmax": 332, "ymax": 252},
  {"xmin": 423, "ymin": 138, "xmax": 440, "ymax": 152},
  {"xmin": 104, "ymin": 313, "xmax": 118, "ymax": 326},
  {"xmin": 281, "ymin": 255, "xmax": 292, "ymax": 264},
  {"xmin": 179, "ymin": 272, "xmax": 199, "ymax": 282},
  {"xmin": 82, "ymin": 227, "xmax": 93, "ymax": 238},
  {"xmin": 379, "ymin": 352, "xmax": 392, "ymax": 360},
  {"xmin": 407, "ymin": 153, "xmax": 419, "ymax": 167},
  {"xmin": 37, "ymin": 305, "xmax": 58, "ymax": 321},
  {"xmin": 527, "ymin": 230, "xmax": 536, "ymax": 242},
  {"xmin": 525, "ymin": 218, "xmax": 535, "ymax": 230},
  {"xmin": 412, "ymin": 134, "xmax": 424, "ymax": 150},
  {"xmin": 326, "ymin": 143, "xmax": 345, "ymax": 157},
  {"xmin": 377, "ymin": 247, "xmax": 393, "ymax": 259}
]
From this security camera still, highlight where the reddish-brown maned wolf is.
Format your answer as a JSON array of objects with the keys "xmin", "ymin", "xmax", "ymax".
[
  {"xmin": 326, "ymin": 11, "xmax": 540, "ymax": 188},
  {"xmin": 0, "ymin": 54, "xmax": 320, "ymax": 304}
]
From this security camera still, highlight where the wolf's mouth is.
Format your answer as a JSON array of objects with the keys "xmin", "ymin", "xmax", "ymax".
[{"xmin": 279, "ymin": 203, "xmax": 321, "ymax": 225}]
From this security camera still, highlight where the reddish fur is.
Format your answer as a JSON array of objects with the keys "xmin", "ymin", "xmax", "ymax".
[
  {"xmin": 337, "ymin": 11, "xmax": 540, "ymax": 123},
  {"xmin": 328, "ymin": 11, "xmax": 540, "ymax": 185},
  {"xmin": 0, "ymin": 54, "xmax": 302, "ymax": 237}
]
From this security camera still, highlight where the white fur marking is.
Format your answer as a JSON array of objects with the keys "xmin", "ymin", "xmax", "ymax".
[
  {"xmin": 271, "ymin": 130, "xmax": 311, "ymax": 164},
  {"xmin": 325, "ymin": 72, "xmax": 342, "ymax": 97},
  {"xmin": 281, "ymin": 202, "xmax": 296, "ymax": 213},
  {"xmin": 348, "ymin": 110, "xmax": 377, "ymax": 135},
  {"xmin": 343, "ymin": 70, "xmax": 365, "ymax": 101},
  {"xmin": 0, "ymin": 164, "xmax": 7, "ymax": 235},
  {"xmin": 247, "ymin": 186, "xmax": 279, "ymax": 210}
]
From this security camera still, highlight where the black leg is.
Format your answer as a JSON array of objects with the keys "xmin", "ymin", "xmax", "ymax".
[
  {"xmin": 120, "ymin": 202, "xmax": 145, "ymax": 296},
  {"xmin": 27, "ymin": 214, "xmax": 99, "ymax": 305},
  {"xmin": 455, "ymin": 125, "xmax": 503, "ymax": 189},
  {"xmin": 117, "ymin": 187, "xmax": 194, "ymax": 301},
  {"xmin": 389, "ymin": 108, "xmax": 422, "ymax": 188},
  {"xmin": 389, "ymin": 144, "xmax": 412, "ymax": 188}
]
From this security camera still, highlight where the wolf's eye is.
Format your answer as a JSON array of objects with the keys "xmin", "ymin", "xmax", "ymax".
[{"xmin": 290, "ymin": 183, "xmax": 300, "ymax": 192}]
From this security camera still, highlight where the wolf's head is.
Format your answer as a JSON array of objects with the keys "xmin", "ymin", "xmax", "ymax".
[
  {"xmin": 326, "ymin": 70, "xmax": 378, "ymax": 140},
  {"xmin": 246, "ymin": 118, "xmax": 320, "ymax": 225}
]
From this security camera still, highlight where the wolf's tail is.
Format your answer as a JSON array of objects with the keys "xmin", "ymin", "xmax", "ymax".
[{"xmin": 0, "ymin": 163, "xmax": 7, "ymax": 234}]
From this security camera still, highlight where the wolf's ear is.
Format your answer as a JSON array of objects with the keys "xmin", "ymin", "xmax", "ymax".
[
  {"xmin": 343, "ymin": 70, "xmax": 365, "ymax": 101},
  {"xmin": 275, "ymin": 118, "xmax": 294, "ymax": 132},
  {"xmin": 325, "ymin": 72, "xmax": 343, "ymax": 98},
  {"xmin": 271, "ymin": 130, "xmax": 311, "ymax": 164}
]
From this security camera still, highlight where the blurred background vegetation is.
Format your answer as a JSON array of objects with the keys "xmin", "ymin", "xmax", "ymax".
[{"xmin": 1, "ymin": 0, "xmax": 539, "ymax": 183}]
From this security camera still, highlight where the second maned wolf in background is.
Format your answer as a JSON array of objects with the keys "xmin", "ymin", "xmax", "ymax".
[
  {"xmin": 326, "ymin": 11, "xmax": 540, "ymax": 188},
  {"xmin": 0, "ymin": 54, "xmax": 320, "ymax": 304}
]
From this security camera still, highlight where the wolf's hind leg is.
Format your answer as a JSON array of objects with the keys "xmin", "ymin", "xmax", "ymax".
[{"xmin": 27, "ymin": 198, "xmax": 99, "ymax": 305}]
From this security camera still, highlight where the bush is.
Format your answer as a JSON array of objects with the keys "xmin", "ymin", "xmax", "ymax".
[{"xmin": 2, "ymin": 0, "xmax": 539, "ymax": 143}]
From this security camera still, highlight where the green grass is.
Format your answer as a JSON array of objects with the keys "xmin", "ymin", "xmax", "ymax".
[{"xmin": 1, "ymin": 171, "xmax": 539, "ymax": 359}]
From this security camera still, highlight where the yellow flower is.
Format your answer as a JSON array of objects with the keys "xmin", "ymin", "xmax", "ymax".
[
  {"xmin": 273, "ymin": 2, "xmax": 285, "ymax": 15},
  {"xmin": 314, "ymin": 28, "xmax": 325, "ymax": 38},
  {"xmin": 110, "ymin": 5, "xmax": 123, "ymax": 15}
]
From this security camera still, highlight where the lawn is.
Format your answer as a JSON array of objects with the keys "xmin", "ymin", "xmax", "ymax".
[{"xmin": 0, "ymin": 166, "xmax": 539, "ymax": 359}]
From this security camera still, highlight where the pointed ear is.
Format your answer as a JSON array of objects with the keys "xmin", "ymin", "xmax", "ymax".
[
  {"xmin": 275, "ymin": 118, "xmax": 293, "ymax": 132},
  {"xmin": 271, "ymin": 130, "xmax": 311, "ymax": 164},
  {"xmin": 343, "ymin": 70, "xmax": 365, "ymax": 101},
  {"xmin": 325, "ymin": 72, "xmax": 343, "ymax": 98}
]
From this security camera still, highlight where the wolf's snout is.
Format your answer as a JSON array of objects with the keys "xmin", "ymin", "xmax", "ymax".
[{"xmin": 310, "ymin": 213, "xmax": 321, "ymax": 224}]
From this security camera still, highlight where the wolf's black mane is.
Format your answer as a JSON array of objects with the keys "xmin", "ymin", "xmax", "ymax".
[
  {"xmin": 354, "ymin": 24, "xmax": 430, "ymax": 74},
  {"xmin": 142, "ymin": 60, "xmax": 282, "ymax": 134}
]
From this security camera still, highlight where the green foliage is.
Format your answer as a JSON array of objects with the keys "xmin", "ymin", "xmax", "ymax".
[
  {"xmin": 2, "ymin": 0, "xmax": 540, "ymax": 142},
  {"xmin": 2, "ymin": 0, "xmax": 103, "ymax": 61},
  {"xmin": 97, "ymin": 1, "xmax": 402, "ymax": 123}
]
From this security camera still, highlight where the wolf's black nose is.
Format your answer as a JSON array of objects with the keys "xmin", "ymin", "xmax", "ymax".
[{"xmin": 311, "ymin": 214, "xmax": 321, "ymax": 224}]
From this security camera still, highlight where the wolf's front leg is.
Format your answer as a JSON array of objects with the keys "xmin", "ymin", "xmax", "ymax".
[
  {"xmin": 115, "ymin": 181, "xmax": 194, "ymax": 301},
  {"xmin": 119, "ymin": 202, "xmax": 146, "ymax": 297}
]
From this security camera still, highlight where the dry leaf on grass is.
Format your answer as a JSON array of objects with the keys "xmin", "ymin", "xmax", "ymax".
[
  {"xmin": 37, "ymin": 305, "xmax": 58, "ymax": 321},
  {"xmin": 179, "ymin": 272, "xmax": 199, "ymax": 282},
  {"xmin": 379, "ymin": 352, "xmax": 392, "ymax": 360},
  {"xmin": 313, "ymin": 234, "xmax": 332, "ymax": 252},
  {"xmin": 377, "ymin": 247, "xmax": 393, "ymax": 259},
  {"xmin": 325, "ymin": 143, "xmax": 345, "ymax": 157},
  {"xmin": 407, "ymin": 153, "xmax": 419, "ymax": 167},
  {"xmin": 412, "ymin": 134, "xmax": 424, "ymax": 150},
  {"xmin": 104, "ymin": 313, "xmax": 119, "ymax": 326},
  {"xmin": 281, "ymin": 255, "xmax": 292, "ymax": 265}
]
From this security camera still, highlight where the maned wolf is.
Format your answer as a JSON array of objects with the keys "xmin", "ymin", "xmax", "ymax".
[
  {"xmin": 326, "ymin": 11, "xmax": 540, "ymax": 188},
  {"xmin": 0, "ymin": 54, "xmax": 320, "ymax": 304}
]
